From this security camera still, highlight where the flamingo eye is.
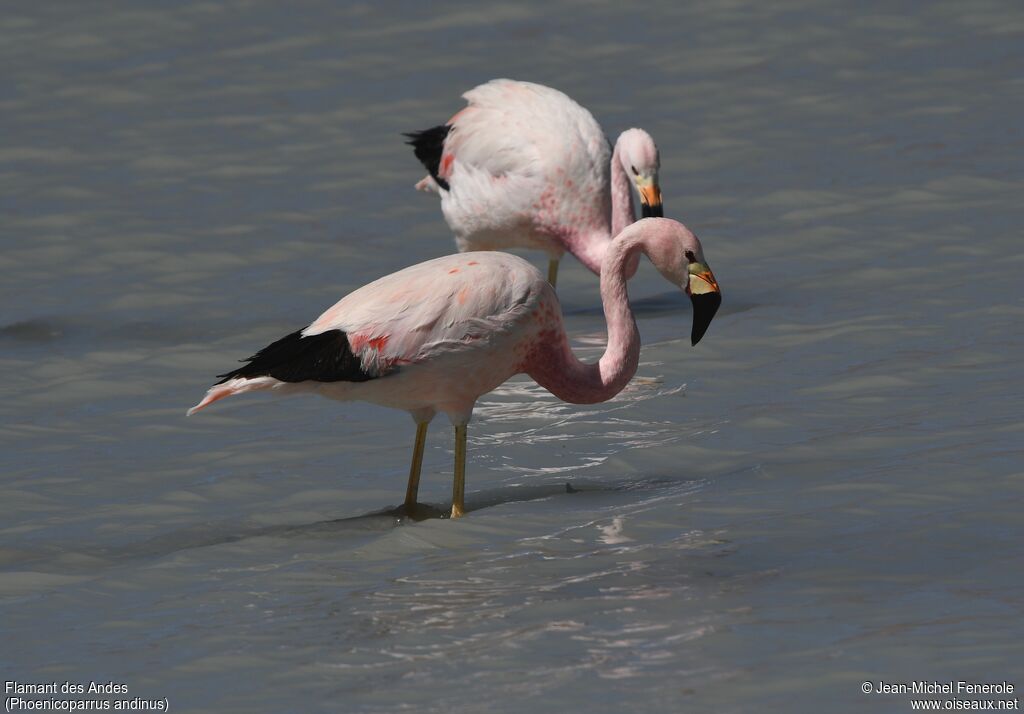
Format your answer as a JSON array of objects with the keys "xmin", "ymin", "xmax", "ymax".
[
  {"xmin": 685, "ymin": 250, "xmax": 696, "ymax": 263},
  {"xmin": 631, "ymin": 165, "xmax": 639, "ymax": 176}
]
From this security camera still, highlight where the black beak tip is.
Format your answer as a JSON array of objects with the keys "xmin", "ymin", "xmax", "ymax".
[
  {"xmin": 641, "ymin": 202, "xmax": 664, "ymax": 219},
  {"xmin": 690, "ymin": 291, "xmax": 722, "ymax": 346}
]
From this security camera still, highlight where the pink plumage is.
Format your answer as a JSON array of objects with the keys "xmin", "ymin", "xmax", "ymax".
[
  {"xmin": 408, "ymin": 79, "xmax": 665, "ymax": 284},
  {"xmin": 189, "ymin": 219, "xmax": 720, "ymax": 518}
]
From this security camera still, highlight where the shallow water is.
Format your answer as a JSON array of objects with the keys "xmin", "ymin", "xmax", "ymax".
[{"xmin": 2, "ymin": 1, "xmax": 1022, "ymax": 712}]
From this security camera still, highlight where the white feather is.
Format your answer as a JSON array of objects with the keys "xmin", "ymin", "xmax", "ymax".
[{"xmin": 437, "ymin": 80, "xmax": 612, "ymax": 257}]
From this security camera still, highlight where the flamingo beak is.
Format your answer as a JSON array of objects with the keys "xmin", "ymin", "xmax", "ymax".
[
  {"xmin": 638, "ymin": 181, "xmax": 663, "ymax": 218},
  {"xmin": 687, "ymin": 266, "xmax": 721, "ymax": 346}
]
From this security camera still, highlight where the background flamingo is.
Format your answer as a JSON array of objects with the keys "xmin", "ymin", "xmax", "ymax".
[
  {"xmin": 189, "ymin": 218, "xmax": 720, "ymax": 519},
  {"xmin": 407, "ymin": 79, "xmax": 664, "ymax": 286}
]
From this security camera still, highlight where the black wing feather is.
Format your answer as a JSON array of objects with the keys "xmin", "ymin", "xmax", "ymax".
[
  {"xmin": 216, "ymin": 328, "xmax": 374, "ymax": 384},
  {"xmin": 404, "ymin": 124, "xmax": 451, "ymax": 191}
]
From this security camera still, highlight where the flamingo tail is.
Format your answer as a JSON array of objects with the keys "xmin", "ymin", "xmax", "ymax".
[{"xmin": 186, "ymin": 377, "xmax": 276, "ymax": 416}]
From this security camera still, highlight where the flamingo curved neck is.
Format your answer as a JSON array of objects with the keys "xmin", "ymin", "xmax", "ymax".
[
  {"xmin": 610, "ymin": 139, "xmax": 637, "ymax": 238},
  {"xmin": 563, "ymin": 138, "xmax": 636, "ymax": 276},
  {"xmin": 527, "ymin": 233, "xmax": 643, "ymax": 404}
]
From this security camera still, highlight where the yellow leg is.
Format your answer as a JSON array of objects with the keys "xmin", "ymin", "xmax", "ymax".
[
  {"xmin": 547, "ymin": 258, "xmax": 559, "ymax": 288},
  {"xmin": 450, "ymin": 424, "xmax": 467, "ymax": 518},
  {"xmin": 404, "ymin": 422, "xmax": 428, "ymax": 514}
]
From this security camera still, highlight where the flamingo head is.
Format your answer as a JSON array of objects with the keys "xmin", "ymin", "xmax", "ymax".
[
  {"xmin": 639, "ymin": 218, "xmax": 722, "ymax": 345},
  {"xmin": 616, "ymin": 128, "xmax": 663, "ymax": 218}
]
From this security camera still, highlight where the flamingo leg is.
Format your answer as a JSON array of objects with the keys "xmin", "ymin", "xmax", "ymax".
[
  {"xmin": 404, "ymin": 422, "xmax": 429, "ymax": 514},
  {"xmin": 547, "ymin": 258, "xmax": 559, "ymax": 287},
  {"xmin": 450, "ymin": 424, "xmax": 468, "ymax": 518}
]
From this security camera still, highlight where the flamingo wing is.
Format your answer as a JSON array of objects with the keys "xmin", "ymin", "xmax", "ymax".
[
  {"xmin": 449, "ymin": 80, "xmax": 579, "ymax": 182},
  {"xmin": 404, "ymin": 124, "xmax": 452, "ymax": 191},
  {"xmin": 409, "ymin": 80, "xmax": 613, "ymax": 251},
  {"xmin": 304, "ymin": 252, "xmax": 542, "ymax": 376},
  {"xmin": 214, "ymin": 329, "xmax": 373, "ymax": 385},
  {"xmin": 410, "ymin": 80, "xmax": 608, "ymax": 192}
]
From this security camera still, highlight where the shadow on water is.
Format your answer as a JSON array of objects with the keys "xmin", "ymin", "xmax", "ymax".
[
  {"xmin": 1, "ymin": 475, "xmax": 706, "ymax": 579},
  {"xmin": 563, "ymin": 289, "xmax": 757, "ymax": 319},
  {"xmin": 121, "ymin": 477, "xmax": 683, "ymax": 555},
  {"xmin": 156, "ymin": 473, "xmax": 704, "ymax": 543},
  {"xmin": 0, "ymin": 318, "xmax": 66, "ymax": 343}
]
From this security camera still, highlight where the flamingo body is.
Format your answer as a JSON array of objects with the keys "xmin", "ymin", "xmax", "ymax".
[
  {"xmin": 190, "ymin": 219, "xmax": 719, "ymax": 518},
  {"xmin": 190, "ymin": 252, "xmax": 556, "ymax": 423},
  {"xmin": 408, "ymin": 80, "xmax": 663, "ymax": 278}
]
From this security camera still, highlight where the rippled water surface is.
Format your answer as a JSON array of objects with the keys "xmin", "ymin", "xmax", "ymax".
[{"xmin": 2, "ymin": 1, "xmax": 1022, "ymax": 712}]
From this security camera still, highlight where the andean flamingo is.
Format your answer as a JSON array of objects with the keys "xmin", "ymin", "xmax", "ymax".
[
  {"xmin": 407, "ymin": 79, "xmax": 664, "ymax": 286},
  {"xmin": 188, "ymin": 218, "xmax": 720, "ymax": 518}
]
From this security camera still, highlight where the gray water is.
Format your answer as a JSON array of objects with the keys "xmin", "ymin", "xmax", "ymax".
[{"xmin": 2, "ymin": 2, "xmax": 1022, "ymax": 712}]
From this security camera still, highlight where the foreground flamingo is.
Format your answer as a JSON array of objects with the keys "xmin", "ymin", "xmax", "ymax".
[
  {"xmin": 188, "ymin": 218, "xmax": 720, "ymax": 518},
  {"xmin": 407, "ymin": 79, "xmax": 664, "ymax": 286}
]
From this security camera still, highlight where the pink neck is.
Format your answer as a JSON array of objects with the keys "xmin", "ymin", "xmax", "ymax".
[
  {"xmin": 610, "ymin": 140, "xmax": 636, "ymax": 238},
  {"xmin": 561, "ymin": 141, "xmax": 638, "ymax": 276},
  {"xmin": 526, "ymin": 233, "xmax": 643, "ymax": 404}
]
